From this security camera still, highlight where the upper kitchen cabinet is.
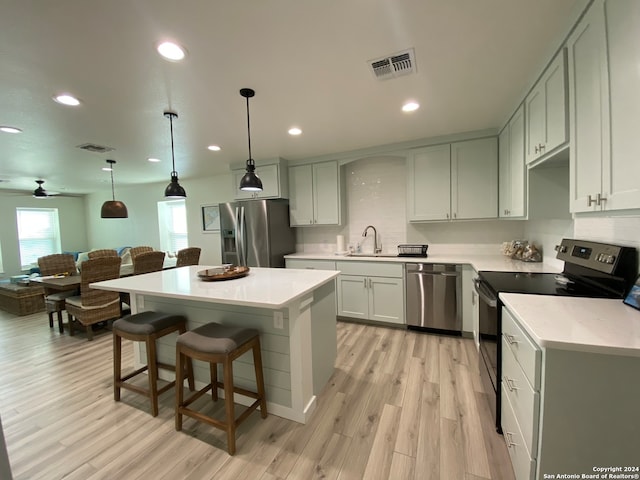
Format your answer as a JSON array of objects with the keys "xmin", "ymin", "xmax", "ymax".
[
  {"xmin": 498, "ymin": 104, "xmax": 526, "ymax": 218},
  {"xmin": 288, "ymin": 161, "xmax": 342, "ymax": 226},
  {"xmin": 232, "ymin": 158, "xmax": 289, "ymax": 200},
  {"xmin": 601, "ymin": 0, "xmax": 640, "ymax": 210},
  {"xmin": 407, "ymin": 138, "xmax": 498, "ymax": 222},
  {"xmin": 525, "ymin": 49, "xmax": 568, "ymax": 167},
  {"xmin": 451, "ymin": 137, "xmax": 498, "ymax": 220},
  {"xmin": 406, "ymin": 144, "xmax": 451, "ymax": 221}
]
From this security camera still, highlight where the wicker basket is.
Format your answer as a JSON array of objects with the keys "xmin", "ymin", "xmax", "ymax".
[{"xmin": 0, "ymin": 283, "xmax": 45, "ymax": 316}]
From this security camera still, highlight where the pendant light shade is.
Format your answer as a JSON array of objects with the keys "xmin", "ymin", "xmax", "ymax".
[
  {"xmin": 101, "ymin": 160, "xmax": 128, "ymax": 218},
  {"xmin": 164, "ymin": 111, "xmax": 186, "ymax": 198},
  {"xmin": 239, "ymin": 88, "xmax": 263, "ymax": 192}
]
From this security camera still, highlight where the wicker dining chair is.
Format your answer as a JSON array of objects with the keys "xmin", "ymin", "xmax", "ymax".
[
  {"xmin": 133, "ymin": 251, "xmax": 166, "ymax": 275},
  {"xmin": 120, "ymin": 251, "xmax": 166, "ymax": 309},
  {"xmin": 65, "ymin": 256, "xmax": 122, "ymax": 341},
  {"xmin": 175, "ymin": 247, "xmax": 201, "ymax": 267},
  {"xmin": 37, "ymin": 254, "xmax": 78, "ymax": 333},
  {"xmin": 129, "ymin": 246, "xmax": 154, "ymax": 260},
  {"xmin": 88, "ymin": 249, "xmax": 119, "ymax": 259}
]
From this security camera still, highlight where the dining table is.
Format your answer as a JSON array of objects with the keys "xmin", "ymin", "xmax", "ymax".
[{"xmin": 29, "ymin": 257, "xmax": 178, "ymax": 291}]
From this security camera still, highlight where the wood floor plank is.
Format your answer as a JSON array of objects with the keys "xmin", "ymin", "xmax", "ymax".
[
  {"xmin": 0, "ymin": 310, "xmax": 516, "ymax": 480},
  {"xmin": 362, "ymin": 403, "xmax": 401, "ymax": 480},
  {"xmin": 394, "ymin": 356, "xmax": 424, "ymax": 456}
]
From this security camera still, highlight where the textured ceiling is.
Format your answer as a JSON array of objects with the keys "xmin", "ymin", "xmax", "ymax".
[{"xmin": 0, "ymin": 0, "xmax": 585, "ymax": 195}]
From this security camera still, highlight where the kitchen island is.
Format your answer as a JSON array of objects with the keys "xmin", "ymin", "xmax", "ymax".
[{"xmin": 92, "ymin": 265, "xmax": 339, "ymax": 423}]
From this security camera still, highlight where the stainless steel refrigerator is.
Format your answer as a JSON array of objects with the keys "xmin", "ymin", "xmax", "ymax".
[{"xmin": 219, "ymin": 199, "xmax": 296, "ymax": 267}]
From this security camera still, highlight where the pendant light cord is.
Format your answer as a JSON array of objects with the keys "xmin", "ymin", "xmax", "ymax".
[
  {"xmin": 246, "ymin": 96, "xmax": 252, "ymax": 161},
  {"xmin": 169, "ymin": 114, "xmax": 177, "ymax": 174},
  {"xmin": 110, "ymin": 168, "xmax": 116, "ymax": 200}
]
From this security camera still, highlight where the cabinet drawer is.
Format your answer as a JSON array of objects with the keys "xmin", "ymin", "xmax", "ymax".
[
  {"xmin": 501, "ymin": 390, "xmax": 537, "ymax": 480},
  {"xmin": 502, "ymin": 336, "xmax": 540, "ymax": 457},
  {"xmin": 336, "ymin": 261, "xmax": 403, "ymax": 278},
  {"xmin": 286, "ymin": 259, "xmax": 336, "ymax": 270},
  {"xmin": 502, "ymin": 307, "xmax": 541, "ymax": 389}
]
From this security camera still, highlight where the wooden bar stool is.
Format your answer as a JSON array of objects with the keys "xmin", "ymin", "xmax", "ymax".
[
  {"xmin": 175, "ymin": 323, "xmax": 268, "ymax": 455},
  {"xmin": 113, "ymin": 311, "xmax": 194, "ymax": 417}
]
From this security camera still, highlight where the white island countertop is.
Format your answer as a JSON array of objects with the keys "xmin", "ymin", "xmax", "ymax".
[
  {"xmin": 500, "ymin": 293, "xmax": 640, "ymax": 357},
  {"xmin": 92, "ymin": 265, "xmax": 339, "ymax": 309}
]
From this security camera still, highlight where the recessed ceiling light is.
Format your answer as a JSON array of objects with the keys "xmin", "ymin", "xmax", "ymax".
[
  {"xmin": 148, "ymin": 158, "xmax": 161, "ymax": 163},
  {"xmin": 54, "ymin": 94, "xmax": 81, "ymax": 106},
  {"xmin": 157, "ymin": 41, "xmax": 186, "ymax": 61},
  {"xmin": 207, "ymin": 145, "xmax": 221, "ymax": 151},
  {"xmin": 288, "ymin": 127, "xmax": 302, "ymax": 136},
  {"xmin": 402, "ymin": 101, "xmax": 420, "ymax": 112},
  {"xmin": 0, "ymin": 126, "xmax": 22, "ymax": 133}
]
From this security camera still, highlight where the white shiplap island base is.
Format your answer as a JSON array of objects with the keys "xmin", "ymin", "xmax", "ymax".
[{"xmin": 93, "ymin": 266, "xmax": 339, "ymax": 424}]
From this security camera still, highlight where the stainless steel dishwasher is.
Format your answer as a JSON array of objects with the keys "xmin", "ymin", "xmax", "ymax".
[{"xmin": 405, "ymin": 263, "xmax": 462, "ymax": 333}]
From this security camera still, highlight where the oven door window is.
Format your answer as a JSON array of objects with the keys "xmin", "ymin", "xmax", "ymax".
[{"xmin": 478, "ymin": 297, "xmax": 498, "ymax": 388}]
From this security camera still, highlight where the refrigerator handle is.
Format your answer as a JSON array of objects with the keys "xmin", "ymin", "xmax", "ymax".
[
  {"xmin": 234, "ymin": 206, "xmax": 242, "ymax": 266},
  {"xmin": 238, "ymin": 206, "xmax": 246, "ymax": 266}
]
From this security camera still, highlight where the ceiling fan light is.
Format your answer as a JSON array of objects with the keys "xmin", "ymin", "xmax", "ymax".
[
  {"xmin": 165, "ymin": 172, "xmax": 187, "ymax": 198},
  {"xmin": 101, "ymin": 200, "xmax": 128, "ymax": 218},
  {"xmin": 33, "ymin": 180, "xmax": 48, "ymax": 198}
]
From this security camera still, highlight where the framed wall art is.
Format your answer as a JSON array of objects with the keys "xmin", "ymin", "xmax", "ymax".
[{"xmin": 201, "ymin": 205, "xmax": 220, "ymax": 233}]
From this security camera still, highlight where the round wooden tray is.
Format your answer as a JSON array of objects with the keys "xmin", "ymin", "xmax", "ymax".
[{"xmin": 197, "ymin": 266, "xmax": 250, "ymax": 281}]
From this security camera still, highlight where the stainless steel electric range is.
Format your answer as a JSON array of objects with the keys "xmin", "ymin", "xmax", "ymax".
[{"xmin": 474, "ymin": 238, "xmax": 638, "ymax": 433}]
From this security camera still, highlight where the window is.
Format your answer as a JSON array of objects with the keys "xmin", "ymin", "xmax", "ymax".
[
  {"xmin": 157, "ymin": 200, "xmax": 188, "ymax": 253},
  {"xmin": 16, "ymin": 208, "xmax": 62, "ymax": 269}
]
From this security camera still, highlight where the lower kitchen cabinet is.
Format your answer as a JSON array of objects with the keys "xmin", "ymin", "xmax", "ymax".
[
  {"xmin": 336, "ymin": 261, "xmax": 405, "ymax": 325},
  {"xmin": 501, "ymin": 305, "xmax": 640, "ymax": 479}
]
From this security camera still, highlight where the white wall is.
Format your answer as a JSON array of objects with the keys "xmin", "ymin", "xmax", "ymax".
[
  {"xmin": 0, "ymin": 192, "xmax": 88, "ymax": 278},
  {"xmin": 85, "ymin": 173, "xmax": 234, "ymax": 266}
]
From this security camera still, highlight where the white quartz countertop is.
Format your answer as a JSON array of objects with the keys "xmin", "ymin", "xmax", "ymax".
[
  {"xmin": 285, "ymin": 252, "xmax": 559, "ymax": 273},
  {"xmin": 92, "ymin": 265, "xmax": 339, "ymax": 309},
  {"xmin": 499, "ymin": 293, "xmax": 640, "ymax": 357}
]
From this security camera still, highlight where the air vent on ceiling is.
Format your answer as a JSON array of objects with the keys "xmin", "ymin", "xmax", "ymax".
[
  {"xmin": 76, "ymin": 143, "xmax": 115, "ymax": 153},
  {"xmin": 369, "ymin": 48, "xmax": 416, "ymax": 80}
]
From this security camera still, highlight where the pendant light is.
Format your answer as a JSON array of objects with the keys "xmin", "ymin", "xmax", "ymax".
[
  {"xmin": 100, "ymin": 160, "xmax": 128, "ymax": 218},
  {"xmin": 239, "ymin": 88, "xmax": 263, "ymax": 192},
  {"xmin": 164, "ymin": 110, "xmax": 187, "ymax": 198}
]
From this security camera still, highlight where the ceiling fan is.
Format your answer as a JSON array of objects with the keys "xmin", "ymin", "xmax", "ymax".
[{"xmin": 32, "ymin": 179, "xmax": 68, "ymax": 198}]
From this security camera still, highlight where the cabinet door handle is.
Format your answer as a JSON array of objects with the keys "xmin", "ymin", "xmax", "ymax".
[
  {"xmin": 363, "ymin": 278, "xmax": 367, "ymax": 288},
  {"xmin": 453, "ymin": 212, "xmax": 457, "ymax": 219},
  {"xmin": 587, "ymin": 194, "xmax": 597, "ymax": 207},
  {"xmin": 596, "ymin": 193, "xmax": 607, "ymax": 206},
  {"xmin": 539, "ymin": 143, "xmax": 545, "ymax": 152},
  {"xmin": 534, "ymin": 145, "xmax": 539, "ymax": 154},
  {"xmin": 505, "ymin": 432, "xmax": 518, "ymax": 448},
  {"xmin": 446, "ymin": 213, "xmax": 449, "ymax": 219},
  {"xmin": 368, "ymin": 278, "xmax": 372, "ymax": 289},
  {"xmin": 504, "ymin": 376, "xmax": 519, "ymax": 392},
  {"xmin": 504, "ymin": 333, "xmax": 519, "ymax": 345}
]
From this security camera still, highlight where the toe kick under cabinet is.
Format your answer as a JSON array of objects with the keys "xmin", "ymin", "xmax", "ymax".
[
  {"xmin": 501, "ymin": 306, "xmax": 640, "ymax": 479},
  {"xmin": 336, "ymin": 261, "xmax": 405, "ymax": 325}
]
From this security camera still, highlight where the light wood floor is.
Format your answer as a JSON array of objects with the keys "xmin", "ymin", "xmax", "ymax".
[{"xmin": 0, "ymin": 309, "xmax": 514, "ymax": 480}]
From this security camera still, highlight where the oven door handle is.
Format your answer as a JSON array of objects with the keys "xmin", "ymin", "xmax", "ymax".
[{"xmin": 473, "ymin": 277, "xmax": 497, "ymax": 308}]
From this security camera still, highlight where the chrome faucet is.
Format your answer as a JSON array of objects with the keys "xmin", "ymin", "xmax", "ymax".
[{"xmin": 362, "ymin": 225, "xmax": 382, "ymax": 254}]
